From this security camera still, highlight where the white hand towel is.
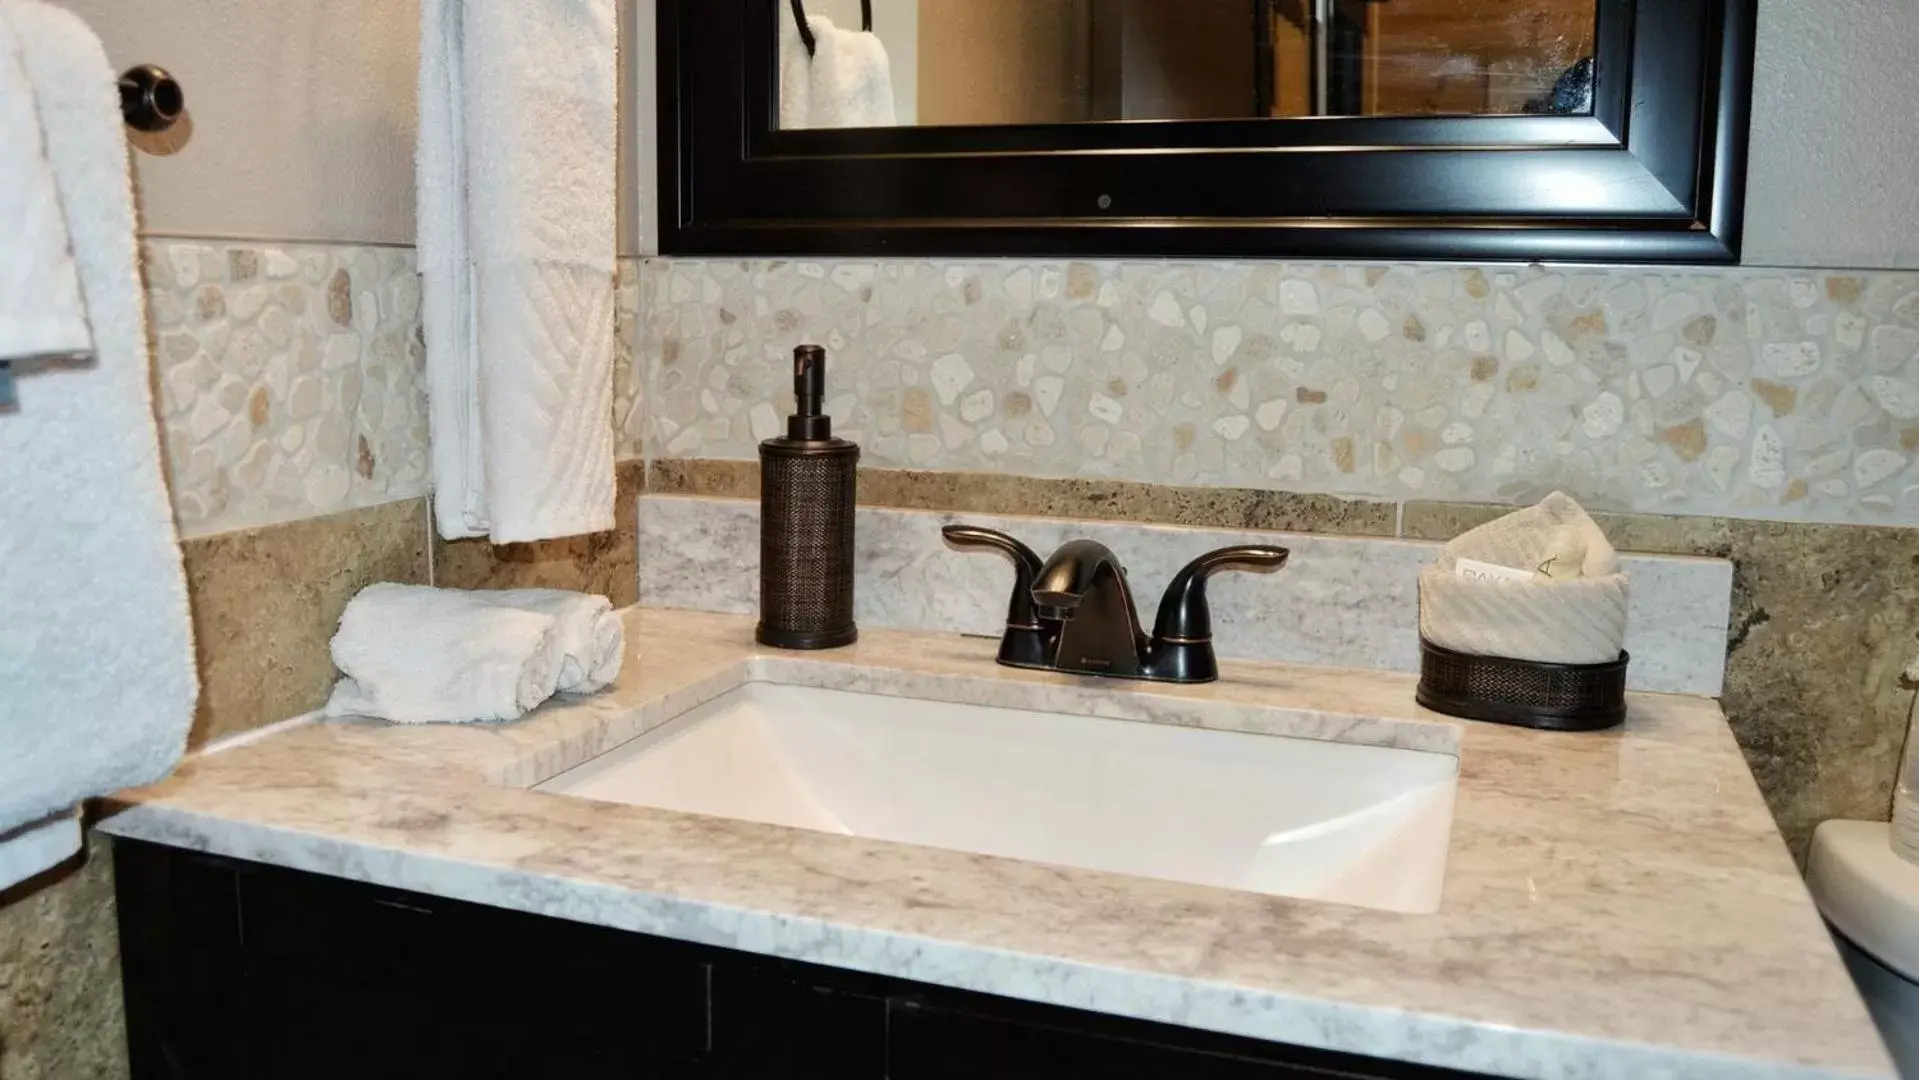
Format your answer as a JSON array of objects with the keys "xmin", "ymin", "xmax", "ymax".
[
  {"xmin": 0, "ymin": 5, "xmax": 89, "ymax": 364},
  {"xmin": 807, "ymin": 14, "xmax": 897, "ymax": 129},
  {"xmin": 481, "ymin": 589, "xmax": 625, "ymax": 694},
  {"xmin": 0, "ymin": 0, "xmax": 197, "ymax": 889},
  {"xmin": 419, "ymin": 0, "xmax": 618, "ymax": 544},
  {"xmin": 1418, "ymin": 492, "xmax": 1630, "ymax": 665},
  {"xmin": 325, "ymin": 584, "xmax": 563, "ymax": 725},
  {"xmin": 778, "ymin": 1, "xmax": 813, "ymax": 129},
  {"xmin": 0, "ymin": 811, "xmax": 81, "ymax": 891}
]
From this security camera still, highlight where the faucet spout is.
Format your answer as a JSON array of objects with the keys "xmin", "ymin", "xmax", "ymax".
[
  {"xmin": 1030, "ymin": 540, "xmax": 1147, "ymax": 677},
  {"xmin": 1031, "ymin": 539, "xmax": 1126, "ymax": 612}
]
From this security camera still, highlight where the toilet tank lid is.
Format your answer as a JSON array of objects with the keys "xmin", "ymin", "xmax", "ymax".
[{"xmin": 1810, "ymin": 820, "xmax": 1919, "ymax": 982}]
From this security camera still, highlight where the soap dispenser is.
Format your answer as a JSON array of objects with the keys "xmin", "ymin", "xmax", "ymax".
[{"xmin": 757, "ymin": 345, "xmax": 860, "ymax": 650}]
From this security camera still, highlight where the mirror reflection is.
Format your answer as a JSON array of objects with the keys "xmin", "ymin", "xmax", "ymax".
[{"xmin": 779, "ymin": 0, "xmax": 1599, "ymax": 130}]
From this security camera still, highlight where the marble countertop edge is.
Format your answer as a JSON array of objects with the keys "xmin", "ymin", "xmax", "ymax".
[{"xmin": 96, "ymin": 802, "xmax": 1867, "ymax": 1080}]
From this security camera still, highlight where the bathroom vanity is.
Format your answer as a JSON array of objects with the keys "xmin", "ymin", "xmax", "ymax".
[
  {"xmin": 116, "ymin": 844, "xmax": 1472, "ymax": 1079},
  {"xmin": 101, "ymin": 607, "xmax": 1893, "ymax": 1080}
]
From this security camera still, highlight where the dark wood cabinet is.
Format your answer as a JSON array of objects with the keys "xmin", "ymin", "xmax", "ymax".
[
  {"xmin": 113, "ymin": 840, "xmax": 1491, "ymax": 1080},
  {"xmin": 890, "ymin": 998, "xmax": 1400, "ymax": 1080},
  {"xmin": 709, "ymin": 964, "xmax": 888, "ymax": 1079}
]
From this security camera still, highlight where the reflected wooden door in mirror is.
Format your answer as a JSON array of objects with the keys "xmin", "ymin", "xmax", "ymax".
[{"xmin": 661, "ymin": 0, "xmax": 1754, "ymax": 263}]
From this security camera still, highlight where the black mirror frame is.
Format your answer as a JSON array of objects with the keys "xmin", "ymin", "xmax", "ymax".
[{"xmin": 660, "ymin": 0, "xmax": 1754, "ymax": 264}]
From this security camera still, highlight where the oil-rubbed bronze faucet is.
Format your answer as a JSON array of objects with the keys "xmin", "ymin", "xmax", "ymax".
[{"xmin": 941, "ymin": 526, "xmax": 1289, "ymax": 684}]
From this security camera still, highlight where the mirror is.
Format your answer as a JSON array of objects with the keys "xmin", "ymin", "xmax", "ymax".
[
  {"xmin": 669, "ymin": 0, "xmax": 1754, "ymax": 263},
  {"xmin": 779, "ymin": 0, "xmax": 1599, "ymax": 130}
]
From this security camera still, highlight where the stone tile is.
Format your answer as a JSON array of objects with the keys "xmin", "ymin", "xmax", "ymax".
[
  {"xmin": 641, "ymin": 258, "xmax": 1919, "ymax": 527},
  {"xmin": 432, "ymin": 459, "xmax": 644, "ymax": 606},
  {"xmin": 648, "ymin": 459, "xmax": 1398, "ymax": 536},
  {"xmin": 147, "ymin": 240, "xmax": 429, "ymax": 538},
  {"xmin": 641, "ymin": 495, "xmax": 1731, "ymax": 695},
  {"xmin": 646, "ymin": 457, "xmax": 760, "ymax": 499},
  {"xmin": 0, "ymin": 832, "xmax": 128, "ymax": 1080},
  {"xmin": 150, "ymin": 242, "xmax": 643, "ymax": 540},
  {"xmin": 180, "ymin": 498, "xmax": 431, "ymax": 749},
  {"xmin": 1396, "ymin": 502, "xmax": 1510, "ymax": 539},
  {"xmin": 1404, "ymin": 500, "xmax": 1919, "ymax": 862}
]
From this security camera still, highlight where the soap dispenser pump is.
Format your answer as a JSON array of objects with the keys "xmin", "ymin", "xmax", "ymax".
[{"xmin": 757, "ymin": 345, "xmax": 860, "ymax": 650}]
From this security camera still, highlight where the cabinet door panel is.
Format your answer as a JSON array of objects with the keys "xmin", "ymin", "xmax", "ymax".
[
  {"xmin": 890, "ymin": 999, "xmax": 1418, "ymax": 1080},
  {"xmin": 708, "ymin": 963, "xmax": 886, "ymax": 1079},
  {"xmin": 115, "ymin": 846, "xmax": 254, "ymax": 1080},
  {"xmin": 239, "ymin": 868, "xmax": 705, "ymax": 1079}
]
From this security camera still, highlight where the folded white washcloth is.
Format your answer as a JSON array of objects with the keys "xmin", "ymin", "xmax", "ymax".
[
  {"xmin": 1418, "ymin": 492, "xmax": 1630, "ymax": 665},
  {"xmin": 0, "ymin": 3, "xmax": 89, "ymax": 366},
  {"xmin": 806, "ymin": 13, "xmax": 896, "ymax": 129},
  {"xmin": 325, "ymin": 584, "xmax": 562, "ymax": 725},
  {"xmin": 480, "ymin": 589, "xmax": 624, "ymax": 694}
]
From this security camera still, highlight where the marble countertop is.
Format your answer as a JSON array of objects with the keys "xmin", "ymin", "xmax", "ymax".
[{"xmin": 101, "ymin": 608, "xmax": 1893, "ymax": 1080}]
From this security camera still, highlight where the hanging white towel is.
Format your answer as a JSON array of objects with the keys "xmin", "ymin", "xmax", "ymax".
[
  {"xmin": 419, "ymin": 0, "xmax": 618, "ymax": 544},
  {"xmin": 778, "ymin": 0, "xmax": 813, "ymax": 129},
  {"xmin": 0, "ymin": 811, "xmax": 81, "ymax": 890},
  {"xmin": 325, "ymin": 584, "xmax": 564, "ymax": 725},
  {"xmin": 482, "ymin": 589, "xmax": 624, "ymax": 694},
  {"xmin": 0, "ymin": 6, "xmax": 88, "ymax": 364},
  {"xmin": 807, "ymin": 14, "xmax": 896, "ymax": 129},
  {"xmin": 0, "ymin": 0, "xmax": 197, "ymax": 889}
]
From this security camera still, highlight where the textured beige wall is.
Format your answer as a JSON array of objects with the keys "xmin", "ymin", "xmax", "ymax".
[
  {"xmin": 61, "ymin": 0, "xmax": 651, "ymax": 255},
  {"xmin": 61, "ymin": 0, "xmax": 420, "ymax": 244},
  {"xmin": 1742, "ymin": 0, "xmax": 1919, "ymax": 269}
]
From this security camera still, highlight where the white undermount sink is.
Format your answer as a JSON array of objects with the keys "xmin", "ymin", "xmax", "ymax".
[{"xmin": 536, "ymin": 684, "xmax": 1458, "ymax": 914}]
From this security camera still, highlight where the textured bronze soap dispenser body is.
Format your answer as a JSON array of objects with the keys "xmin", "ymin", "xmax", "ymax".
[{"xmin": 757, "ymin": 345, "xmax": 860, "ymax": 650}]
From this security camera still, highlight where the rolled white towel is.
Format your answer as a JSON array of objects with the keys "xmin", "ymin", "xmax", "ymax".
[
  {"xmin": 325, "ymin": 584, "xmax": 562, "ymax": 724},
  {"xmin": 480, "ymin": 589, "xmax": 624, "ymax": 694}
]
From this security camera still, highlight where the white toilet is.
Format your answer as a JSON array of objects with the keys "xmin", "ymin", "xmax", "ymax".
[{"xmin": 1809, "ymin": 820, "xmax": 1919, "ymax": 1077}]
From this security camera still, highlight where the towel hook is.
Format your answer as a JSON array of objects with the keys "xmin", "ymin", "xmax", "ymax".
[
  {"xmin": 119, "ymin": 64, "xmax": 183, "ymax": 133},
  {"xmin": 788, "ymin": 0, "xmax": 873, "ymax": 58}
]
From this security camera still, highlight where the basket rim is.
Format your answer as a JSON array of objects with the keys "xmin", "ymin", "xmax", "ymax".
[{"xmin": 1418, "ymin": 636, "xmax": 1629, "ymax": 674}]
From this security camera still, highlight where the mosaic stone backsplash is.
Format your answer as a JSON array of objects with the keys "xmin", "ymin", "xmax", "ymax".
[
  {"xmin": 145, "ymin": 241, "xmax": 429, "ymax": 536},
  {"xmin": 146, "ymin": 244, "xmax": 647, "ymax": 538},
  {"xmin": 639, "ymin": 258, "xmax": 1919, "ymax": 526}
]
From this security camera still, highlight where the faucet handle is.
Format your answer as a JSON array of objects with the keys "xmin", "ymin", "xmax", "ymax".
[
  {"xmin": 940, "ymin": 525, "xmax": 1058, "ymax": 670},
  {"xmin": 1152, "ymin": 545, "xmax": 1290, "ymax": 642},
  {"xmin": 1145, "ymin": 545, "xmax": 1288, "ymax": 683}
]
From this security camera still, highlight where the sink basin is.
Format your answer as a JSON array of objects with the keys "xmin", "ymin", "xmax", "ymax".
[{"xmin": 536, "ymin": 683, "xmax": 1458, "ymax": 914}]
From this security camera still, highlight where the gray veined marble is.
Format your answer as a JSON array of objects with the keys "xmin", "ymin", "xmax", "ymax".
[
  {"xmin": 100, "ymin": 609, "xmax": 1894, "ymax": 1080},
  {"xmin": 638, "ymin": 494, "xmax": 1735, "ymax": 695}
]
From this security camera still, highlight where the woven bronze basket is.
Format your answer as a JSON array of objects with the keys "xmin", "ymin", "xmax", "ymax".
[{"xmin": 1416, "ymin": 638, "xmax": 1627, "ymax": 731}]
